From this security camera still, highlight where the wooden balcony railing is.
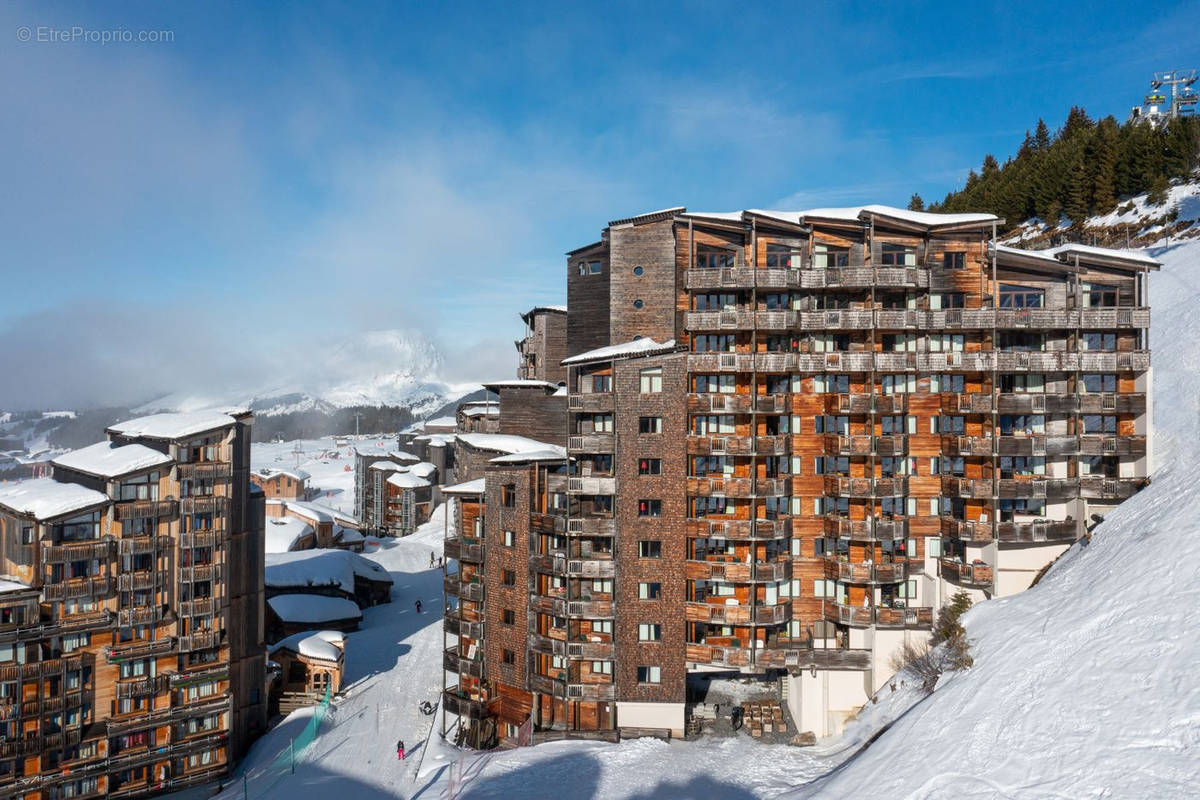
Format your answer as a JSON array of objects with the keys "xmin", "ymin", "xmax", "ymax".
[
  {"xmin": 939, "ymin": 559, "xmax": 994, "ymax": 588},
  {"xmin": 824, "ymin": 558, "xmax": 909, "ymax": 584},
  {"xmin": 685, "ymin": 517, "xmax": 791, "ymax": 540},
  {"xmin": 443, "ymin": 687, "xmax": 492, "ymax": 720},
  {"xmin": 177, "ymin": 462, "xmax": 233, "ymax": 481},
  {"xmin": 118, "ymin": 535, "xmax": 173, "ymax": 555},
  {"xmin": 42, "ymin": 576, "xmax": 114, "ymax": 602},
  {"xmin": 114, "ymin": 499, "xmax": 178, "ymax": 521},
  {"xmin": 567, "ymin": 433, "xmax": 615, "ymax": 453},
  {"xmin": 565, "ymin": 558, "xmax": 615, "ymax": 579},
  {"xmin": 42, "ymin": 539, "xmax": 115, "ymax": 564},
  {"xmin": 567, "ymin": 393, "xmax": 614, "ymax": 412},
  {"xmin": 566, "ymin": 682, "xmax": 615, "ymax": 701}
]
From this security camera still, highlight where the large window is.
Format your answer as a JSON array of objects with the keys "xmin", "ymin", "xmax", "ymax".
[
  {"xmin": 999, "ymin": 284, "xmax": 1044, "ymax": 308},
  {"xmin": 637, "ymin": 500, "xmax": 662, "ymax": 518},
  {"xmin": 1082, "ymin": 332, "xmax": 1117, "ymax": 351},
  {"xmin": 880, "ymin": 243, "xmax": 916, "ymax": 266},
  {"xmin": 693, "ymin": 374, "xmax": 735, "ymax": 393},
  {"xmin": 1082, "ymin": 374, "xmax": 1117, "ymax": 393},
  {"xmin": 639, "ymin": 367, "xmax": 663, "ymax": 393},
  {"xmin": 942, "ymin": 252, "xmax": 966, "ymax": 270},
  {"xmin": 765, "ymin": 243, "xmax": 798, "ymax": 268},
  {"xmin": 813, "ymin": 244, "xmax": 850, "ymax": 268},
  {"xmin": 638, "ymin": 624, "xmax": 662, "ymax": 642},
  {"xmin": 639, "ymin": 416, "xmax": 663, "ymax": 434},
  {"xmin": 638, "ymin": 541, "xmax": 662, "ymax": 558},
  {"xmin": 692, "ymin": 415, "xmax": 735, "ymax": 435},
  {"xmin": 692, "ymin": 334, "xmax": 736, "ymax": 353},
  {"xmin": 694, "ymin": 246, "xmax": 735, "ymax": 269},
  {"xmin": 638, "ymin": 582, "xmax": 661, "ymax": 599},
  {"xmin": 1084, "ymin": 283, "xmax": 1119, "ymax": 308},
  {"xmin": 590, "ymin": 374, "xmax": 612, "ymax": 393},
  {"xmin": 693, "ymin": 293, "xmax": 738, "ymax": 311},
  {"xmin": 637, "ymin": 666, "xmax": 662, "ymax": 684}
]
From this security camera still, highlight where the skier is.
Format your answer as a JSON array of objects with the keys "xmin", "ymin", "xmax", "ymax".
[
  {"xmin": 429, "ymin": 551, "xmax": 436, "ymax": 568},
  {"xmin": 415, "ymin": 599, "xmax": 423, "ymax": 614},
  {"xmin": 397, "ymin": 739, "xmax": 406, "ymax": 760}
]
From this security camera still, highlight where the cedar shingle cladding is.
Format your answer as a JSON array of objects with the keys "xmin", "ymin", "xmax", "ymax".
[
  {"xmin": 566, "ymin": 243, "xmax": 611, "ymax": 358},
  {"xmin": 484, "ymin": 466, "xmax": 532, "ymax": 695},
  {"xmin": 609, "ymin": 218, "xmax": 679, "ymax": 345},
  {"xmin": 495, "ymin": 387, "xmax": 567, "ymax": 446},
  {"xmin": 613, "ymin": 352, "xmax": 687, "ymax": 703}
]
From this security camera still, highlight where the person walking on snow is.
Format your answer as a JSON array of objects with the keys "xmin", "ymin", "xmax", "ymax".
[
  {"xmin": 415, "ymin": 599, "xmax": 423, "ymax": 613},
  {"xmin": 396, "ymin": 739, "xmax": 405, "ymax": 760},
  {"xmin": 429, "ymin": 551, "xmax": 435, "ymax": 568}
]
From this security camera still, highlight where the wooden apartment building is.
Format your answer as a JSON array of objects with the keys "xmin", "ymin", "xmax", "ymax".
[
  {"xmin": 441, "ymin": 205, "xmax": 1155, "ymax": 746},
  {"xmin": 0, "ymin": 410, "xmax": 267, "ymax": 798}
]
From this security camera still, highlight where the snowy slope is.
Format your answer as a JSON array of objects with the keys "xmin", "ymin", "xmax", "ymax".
[{"xmin": 783, "ymin": 238, "xmax": 1200, "ymax": 800}]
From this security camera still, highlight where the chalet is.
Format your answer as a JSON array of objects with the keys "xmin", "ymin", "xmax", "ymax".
[
  {"xmin": 268, "ymin": 631, "xmax": 346, "ymax": 715},
  {"xmin": 266, "ymin": 594, "xmax": 362, "ymax": 640},
  {"xmin": 251, "ymin": 467, "xmax": 312, "ymax": 501},
  {"xmin": 265, "ymin": 549, "xmax": 392, "ymax": 608},
  {"xmin": 516, "ymin": 305, "xmax": 568, "ymax": 384}
]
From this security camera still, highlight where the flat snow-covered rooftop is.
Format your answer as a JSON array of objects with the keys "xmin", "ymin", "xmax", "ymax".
[
  {"xmin": 267, "ymin": 594, "xmax": 362, "ymax": 625},
  {"xmin": 108, "ymin": 411, "xmax": 238, "ymax": 440},
  {"xmin": 561, "ymin": 338, "xmax": 677, "ymax": 366},
  {"xmin": 0, "ymin": 478, "xmax": 109, "ymax": 521},
  {"xmin": 265, "ymin": 517, "xmax": 314, "ymax": 553},
  {"xmin": 456, "ymin": 433, "xmax": 566, "ymax": 457}
]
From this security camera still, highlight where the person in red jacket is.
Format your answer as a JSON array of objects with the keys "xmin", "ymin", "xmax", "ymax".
[{"xmin": 397, "ymin": 739, "xmax": 406, "ymax": 760}]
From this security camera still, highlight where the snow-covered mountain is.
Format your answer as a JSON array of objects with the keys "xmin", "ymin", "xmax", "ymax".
[{"xmin": 136, "ymin": 328, "xmax": 477, "ymax": 417}]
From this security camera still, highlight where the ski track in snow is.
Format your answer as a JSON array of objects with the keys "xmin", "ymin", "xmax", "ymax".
[{"xmin": 199, "ymin": 238, "xmax": 1199, "ymax": 799}]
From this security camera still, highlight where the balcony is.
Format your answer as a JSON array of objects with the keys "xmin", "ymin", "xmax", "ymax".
[
  {"xmin": 117, "ymin": 570, "xmax": 167, "ymax": 592},
  {"xmin": 105, "ymin": 636, "xmax": 175, "ymax": 663},
  {"xmin": 566, "ymin": 639, "xmax": 615, "ymax": 659},
  {"xmin": 567, "ymin": 393, "xmax": 614, "ymax": 412},
  {"xmin": 802, "ymin": 266, "xmax": 926, "ymax": 289},
  {"xmin": 567, "ymin": 433, "xmax": 614, "ymax": 453},
  {"xmin": 685, "ymin": 267, "xmax": 802, "ymax": 290},
  {"xmin": 941, "ymin": 477, "xmax": 993, "ymax": 499},
  {"xmin": 529, "ymin": 594, "xmax": 567, "ymax": 616},
  {"xmin": 1077, "ymin": 393, "xmax": 1147, "ymax": 414},
  {"xmin": 943, "ymin": 394, "xmax": 994, "ymax": 414},
  {"xmin": 688, "ymin": 392, "xmax": 749, "ymax": 414},
  {"xmin": 1078, "ymin": 307, "xmax": 1150, "ymax": 328},
  {"xmin": 444, "ymin": 611, "xmax": 484, "ymax": 640},
  {"xmin": 686, "ymin": 435, "xmax": 790, "ymax": 456},
  {"xmin": 1079, "ymin": 476, "xmax": 1146, "ymax": 500},
  {"xmin": 940, "ymin": 517, "xmax": 993, "ymax": 543},
  {"xmin": 566, "ymin": 516, "xmax": 615, "ymax": 537},
  {"xmin": 566, "ymin": 683, "xmax": 616, "ymax": 701},
  {"xmin": 873, "ymin": 352, "xmax": 921, "ymax": 372},
  {"xmin": 444, "ymin": 575, "xmax": 485, "ymax": 602},
  {"xmin": 823, "ymin": 516, "xmax": 907, "ymax": 542},
  {"xmin": 939, "ymin": 559, "xmax": 994, "ymax": 588},
  {"xmin": 179, "ymin": 597, "xmax": 217, "ymax": 617},
  {"xmin": 114, "ymin": 499, "xmax": 178, "ymax": 521},
  {"xmin": 824, "ymin": 558, "xmax": 908, "ymax": 584},
  {"xmin": 827, "ymin": 393, "xmax": 907, "ymax": 415},
  {"xmin": 684, "ymin": 310, "xmax": 755, "ymax": 330},
  {"xmin": 998, "ymin": 519, "xmax": 1078, "ymax": 543},
  {"xmin": 566, "ymin": 599, "xmax": 614, "ymax": 618},
  {"xmin": 1077, "ymin": 435, "xmax": 1147, "ymax": 457},
  {"xmin": 179, "ymin": 530, "xmax": 221, "ymax": 549},
  {"xmin": 177, "ymin": 462, "xmax": 233, "ymax": 481},
  {"xmin": 996, "ymin": 478, "xmax": 1078, "ymax": 500},
  {"xmin": 823, "ymin": 476, "xmax": 907, "ymax": 498},
  {"xmin": 443, "ymin": 687, "xmax": 492, "ymax": 720},
  {"xmin": 42, "ymin": 576, "xmax": 114, "ymax": 602},
  {"xmin": 179, "ymin": 563, "xmax": 222, "ymax": 583},
  {"xmin": 117, "ymin": 606, "xmax": 163, "ymax": 628},
  {"xmin": 444, "ymin": 647, "xmax": 485, "ymax": 679},
  {"xmin": 874, "ymin": 606, "xmax": 934, "ymax": 628},
  {"xmin": 687, "ymin": 352, "xmax": 755, "ymax": 373},
  {"xmin": 177, "ymin": 629, "xmax": 220, "ymax": 652},
  {"xmin": 684, "ymin": 601, "xmax": 790, "ymax": 626},
  {"xmin": 685, "ymin": 558, "xmax": 790, "ymax": 583},
  {"xmin": 686, "ymin": 517, "xmax": 790, "ymax": 541},
  {"xmin": 875, "ymin": 309, "xmax": 923, "ymax": 329},
  {"xmin": 115, "ymin": 675, "xmax": 169, "ymax": 699},
  {"xmin": 565, "ymin": 558, "xmax": 615, "ymax": 578},
  {"xmin": 118, "ymin": 535, "xmax": 173, "ymax": 555},
  {"xmin": 567, "ymin": 476, "xmax": 616, "ymax": 495},
  {"xmin": 528, "ymin": 632, "xmax": 567, "ymax": 657},
  {"xmin": 43, "ymin": 539, "xmax": 115, "ymax": 564},
  {"xmin": 0, "ymin": 655, "xmax": 83, "ymax": 683}
]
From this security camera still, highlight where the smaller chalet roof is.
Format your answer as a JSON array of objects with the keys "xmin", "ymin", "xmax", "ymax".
[
  {"xmin": 355, "ymin": 447, "xmax": 420, "ymax": 462},
  {"xmin": 268, "ymin": 594, "xmax": 362, "ymax": 625},
  {"xmin": 334, "ymin": 526, "xmax": 364, "ymax": 544},
  {"xmin": 561, "ymin": 338, "xmax": 678, "ymax": 366},
  {"xmin": 520, "ymin": 305, "xmax": 568, "ymax": 324},
  {"xmin": 459, "ymin": 405, "xmax": 499, "ymax": 418},
  {"xmin": 252, "ymin": 467, "xmax": 311, "ymax": 482},
  {"xmin": 368, "ymin": 461, "xmax": 411, "ymax": 473},
  {"xmin": 386, "ymin": 471, "xmax": 431, "ymax": 490},
  {"xmin": 0, "ymin": 577, "xmax": 34, "ymax": 595},
  {"xmin": 268, "ymin": 630, "xmax": 345, "ymax": 662},
  {"xmin": 288, "ymin": 500, "xmax": 358, "ymax": 528},
  {"xmin": 481, "ymin": 379, "xmax": 560, "ymax": 392},
  {"xmin": 608, "ymin": 206, "xmax": 686, "ymax": 227},
  {"xmin": 52, "ymin": 441, "xmax": 171, "ymax": 479},
  {"xmin": 408, "ymin": 462, "xmax": 438, "ymax": 479},
  {"xmin": 490, "ymin": 449, "xmax": 566, "ymax": 465},
  {"xmin": 0, "ymin": 478, "xmax": 109, "ymax": 521},
  {"xmin": 265, "ymin": 549, "xmax": 392, "ymax": 592},
  {"xmin": 457, "ymin": 433, "xmax": 566, "ymax": 457},
  {"xmin": 107, "ymin": 411, "xmax": 239, "ymax": 440},
  {"xmin": 1044, "ymin": 243, "xmax": 1161, "ymax": 269},
  {"xmin": 265, "ymin": 517, "xmax": 314, "ymax": 553},
  {"xmin": 442, "ymin": 478, "xmax": 486, "ymax": 496}
]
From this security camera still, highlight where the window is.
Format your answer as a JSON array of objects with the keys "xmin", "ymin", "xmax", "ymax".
[
  {"xmin": 638, "ymin": 582, "xmax": 662, "ymax": 599},
  {"xmin": 693, "ymin": 373, "xmax": 736, "ymax": 392},
  {"xmin": 637, "ymin": 665, "xmax": 662, "ymax": 684},
  {"xmin": 587, "ymin": 413, "xmax": 614, "ymax": 433},
  {"xmin": 1084, "ymin": 283, "xmax": 1118, "ymax": 308},
  {"xmin": 502, "ymin": 609, "xmax": 515, "ymax": 625},
  {"xmin": 640, "ymin": 367, "xmax": 663, "ymax": 393},
  {"xmin": 638, "ymin": 499, "xmax": 662, "ymax": 517},
  {"xmin": 1082, "ymin": 332, "xmax": 1117, "ymax": 351},
  {"xmin": 501, "ymin": 484, "xmax": 516, "ymax": 507},
  {"xmin": 1082, "ymin": 374, "xmax": 1118, "ymax": 393},
  {"xmin": 503, "ymin": 530, "xmax": 516, "ymax": 547},
  {"xmin": 695, "ymin": 246, "xmax": 735, "ymax": 269},
  {"xmin": 765, "ymin": 243, "xmax": 798, "ymax": 268},
  {"xmin": 502, "ymin": 649, "xmax": 515, "ymax": 665},
  {"xmin": 813, "ymin": 244, "xmax": 850, "ymax": 267},
  {"xmin": 502, "ymin": 570, "xmax": 516, "ymax": 586},
  {"xmin": 880, "ymin": 243, "xmax": 916, "ymax": 266},
  {"xmin": 692, "ymin": 335, "xmax": 737, "ymax": 354},
  {"xmin": 639, "ymin": 416, "xmax": 663, "ymax": 434},
  {"xmin": 638, "ymin": 541, "xmax": 662, "ymax": 558},
  {"xmin": 943, "ymin": 252, "xmax": 966, "ymax": 270},
  {"xmin": 999, "ymin": 284, "xmax": 1044, "ymax": 309},
  {"xmin": 638, "ymin": 458, "xmax": 662, "ymax": 475},
  {"xmin": 1083, "ymin": 415, "xmax": 1118, "ymax": 434},
  {"xmin": 633, "ymin": 266, "xmax": 644, "ymax": 276},
  {"xmin": 930, "ymin": 292, "xmax": 965, "ymax": 309},
  {"xmin": 591, "ymin": 374, "xmax": 612, "ymax": 393},
  {"xmin": 693, "ymin": 292, "xmax": 738, "ymax": 311},
  {"xmin": 591, "ymin": 660, "xmax": 613, "ymax": 675},
  {"xmin": 692, "ymin": 415, "xmax": 735, "ymax": 435},
  {"xmin": 926, "ymin": 537, "xmax": 943, "ymax": 558},
  {"xmin": 999, "ymin": 414, "xmax": 1045, "ymax": 435},
  {"xmin": 633, "ymin": 299, "xmax": 644, "ymax": 309},
  {"xmin": 638, "ymin": 623, "xmax": 662, "ymax": 641}
]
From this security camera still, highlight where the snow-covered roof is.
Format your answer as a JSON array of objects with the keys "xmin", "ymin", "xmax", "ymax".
[
  {"xmin": 52, "ymin": 441, "xmax": 171, "ymax": 478},
  {"xmin": 785, "ymin": 205, "xmax": 998, "ymax": 228},
  {"xmin": 1045, "ymin": 243, "xmax": 1162, "ymax": 268},
  {"xmin": 480, "ymin": 379, "xmax": 561, "ymax": 391},
  {"xmin": 252, "ymin": 467, "xmax": 311, "ymax": 482},
  {"xmin": 285, "ymin": 500, "xmax": 358, "ymax": 527},
  {"xmin": 0, "ymin": 577, "xmax": 34, "ymax": 595},
  {"xmin": 107, "ymin": 411, "xmax": 237, "ymax": 440},
  {"xmin": 355, "ymin": 447, "xmax": 419, "ymax": 462},
  {"xmin": 268, "ymin": 630, "xmax": 345, "ymax": 662},
  {"xmin": 457, "ymin": 433, "xmax": 566, "ymax": 457},
  {"xmin": 561, "ymin": 338, "xmax": 678, "ymax": 366},
  {"xmin": 267, "ymin": 594, "xmax": 362, "ymax": 625},
  {"xmin": 521, "ymin": 305, "xmax": 568, "ymax": 322},
  {"xmin": 423, "ymin": 417, "xmax": 457, "ymax": 428},
  {"xmin": 265, "ymin": 517, "xmax": 315, "ymax": 553},
  {"xmin": 490, "ymin": 449, "xmax": 567, "ymax": 464},
  {"xmin": 386, "ymin": 471, "xmax": 431, "ymax": 490},
  {"xmin": 989, "ymin": 243, "xmax": 1067, "ymax": 266},
  {"xmin": 608, "ymin": 206, "xmax": 686, "ymax": 227},
  {"xmin": 334, "ymin": 526, "xmax": 364, "ymax": 544},
  {"xmin": 265, "ymin": 549, "xmax": 392, "ymax": 591},
  {"xmin": 409, "ymin": 462, "xmax": 438, "ymax": 479},
  {"xmin": 442, "ymin": 478, "xmax": 486, "ymax": 495},
  {"xmin": 368, "ymin": 461, "xmax": 411, "ymax": 473},
  {"xmin": 0, "ymin": 478, "xmax": 109, "ymax": 521},
  {"xmin": 460, "ymin": 405, "xmax": 500, "ymax": 418}
]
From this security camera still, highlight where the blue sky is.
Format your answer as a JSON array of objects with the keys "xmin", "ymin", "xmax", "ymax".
[{"xmin": 2, "ymin": 0, "xmax": 1197, "ymax": 407}]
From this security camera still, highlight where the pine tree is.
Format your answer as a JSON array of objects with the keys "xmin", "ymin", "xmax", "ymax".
[
  {"xmin": 1034, "ymin": 118, "xmax": 1052, "ymax": 151},
  {"xmin": 982, "ymin": 154, "xmax": 999, "ymax": 177},
  {"xmin": 1147, "ymin": 173, "xmax": 1170, "ymax": 207},
  {"xmin": 907, "ymin": 193, "xmax": 925, "ymax": 211},
  {"xmin": 1089, "ymin": 117, "xmax": 1119, "ymax": 215},
  {"xmin": 1065, "ymin": 158, "xmax": 1090, "ymax": 225},
  {"xmin": 1060, "ymin": 106, "xmax": 1093, "ymax": 142}
]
